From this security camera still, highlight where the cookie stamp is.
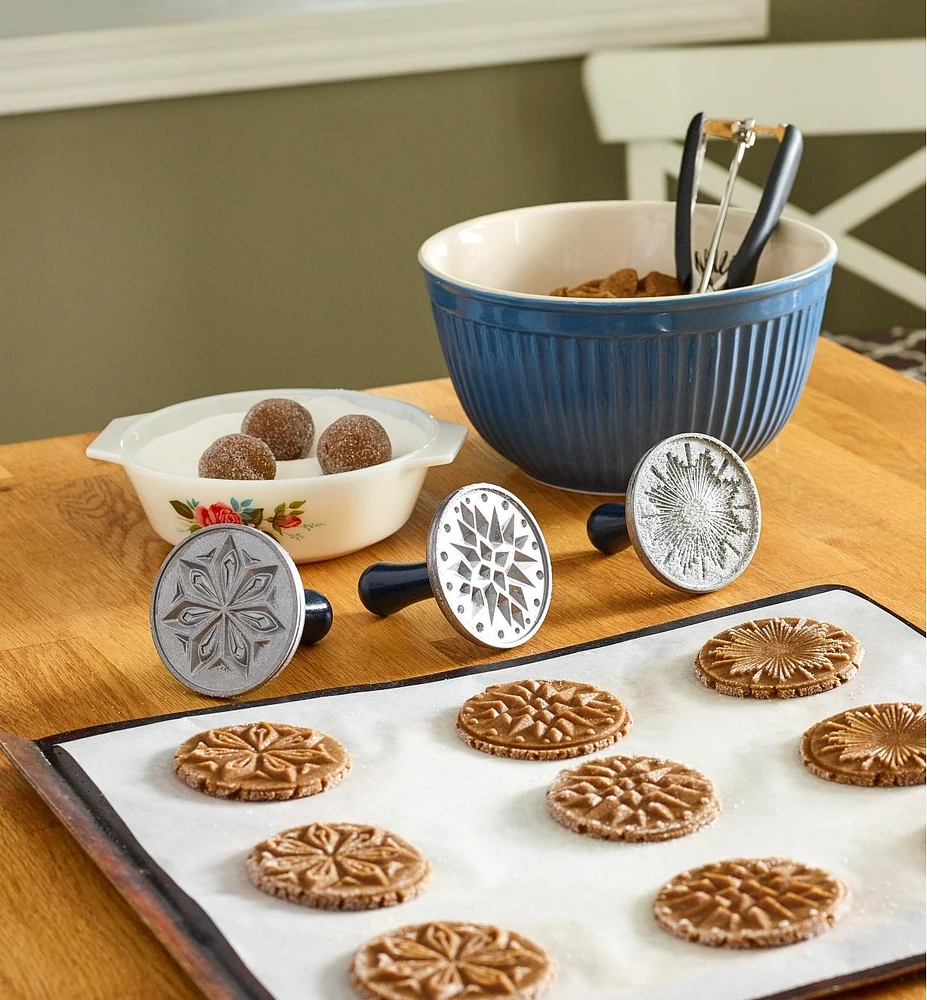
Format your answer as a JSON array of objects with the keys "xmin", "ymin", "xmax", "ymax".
[
  {"xmin": 173, "ymin": 722, "xmax": 350, "ymax": 801},
  {"xmin": 802, "ymin": 702, "xmax": 926, "ymax": 787},
  {"xmin": 359, "ymin": 483, "xmax": 552, "ymax": 650},
  {"xmin": 457, "ymin": 679, "xmax": 630, "ymax": 760},
  {"xmin": 547, "ymin": 755, "xmax": 720, "ymax": 841},
  {"xmin": 350, "ymin": 921, "xmax": 555, "ymax": 1000},
  {"xmin": 247, "ymin": 822, "xmax": 431, "ymax": 910},
  {"xmin": 653, "ymin": 857, "xmax": 851, "ymax": 948},
  {"xmin": 150, "ymin": 523, "xmax": 332, "ymax": 697},
  {"xmin": 694, "ymin": 616, "xmax": 863, "ymax": 698},
  {"xmin": 587, "ymin": 433, "xmax": 760, "ymax": 593}
]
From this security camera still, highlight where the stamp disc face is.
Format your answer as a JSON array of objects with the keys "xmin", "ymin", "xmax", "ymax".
[
  {"xmin": 626, "ymin": 433, "xmax": 760, "ymax": 593},
  {"xmin": 427, "ymin": 484, "xmax": 552, "ymax": 649},
  {"xmin": 150, "ymin": 523, "xmax": 303, "ymax": 697}
]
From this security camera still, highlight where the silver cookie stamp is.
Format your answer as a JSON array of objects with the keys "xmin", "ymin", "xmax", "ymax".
[
  {"xmin": 358, "ymin": 483, "xmax": 552, "ymax": 649},
  {"xmin": 150, "ymin": 523, "xmax": 332, "ymax": 697},
  {"xmin": 586, "ymin": 433, "xmax": 760, "ymax": 593}
]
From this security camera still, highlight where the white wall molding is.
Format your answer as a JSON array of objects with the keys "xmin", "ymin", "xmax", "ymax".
[{"xmin": 0, "ymin": 0, "xmax": 766, "ymax": 117}]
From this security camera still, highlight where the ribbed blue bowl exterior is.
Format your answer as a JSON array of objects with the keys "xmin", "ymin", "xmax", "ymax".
[{"xmin": 424, "ymin": 261, "xmax": 834, "ymax": 493}]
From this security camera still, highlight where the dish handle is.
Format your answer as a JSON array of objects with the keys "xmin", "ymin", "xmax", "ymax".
[
  {"xmin": 404, "ymin": 419, "xmax": 468, "ymax": 470},
  {"xmin": 85, "ymin": 414, "xmax": 144, "ymax": 465}
]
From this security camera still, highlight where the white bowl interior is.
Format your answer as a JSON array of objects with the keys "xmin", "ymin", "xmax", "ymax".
[
  {"xmin": 420, "ymin": 201, "xmax": 834, "ymax": 297},
  {"xmin": 122, "ymin": 388, "xmax": 434, "ymax": 479}
]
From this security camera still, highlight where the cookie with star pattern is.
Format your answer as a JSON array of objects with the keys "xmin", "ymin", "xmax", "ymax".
[
  {"xmin": 694, "ymin": 617, "xmax": 863, "ymax": 698},
  {"xmin": 547, "ymin": 755, "xmax": 721, "ymax": 842},
  {"xmin": 456, "ymin": 678, "xmax": 631, "ymax": 760},
  {"xmin": 173, "ymin": 722, "xmax": 350, "ymax": 801},
  {"xmin": 350, "ymin": 921, "xmax": 555, "ymax": 1000},
  {"xmin": 653, "ymin": 857, "xmax": 851, "ymax": 948},
  {"xmin": 801, "ymin": 702, "xmax": 926, "ymax": 787},
  {"xmin": 247, "ymin": 822, "xmax": 431, "ymax": 910}
]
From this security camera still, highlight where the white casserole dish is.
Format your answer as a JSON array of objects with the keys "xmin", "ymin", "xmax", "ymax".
[{"xmin": 86, "ymin": 388, "xmax": 467, "ymax": 562}]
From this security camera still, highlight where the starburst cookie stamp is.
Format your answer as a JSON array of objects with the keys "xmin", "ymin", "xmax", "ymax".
[
  {"xmin": 350, "ymin": 921, "xmax": 555, "ymax": 1000},
  {"xmin": 173, "ymin": 722, "xmax": 350, "ymax": 801},
  {"xmin": 247, "ymin": 822, "xmax": 431, "ymax": 910},
  {"xmin": 456, "ymin": 679, "xmax": 631, "ymax": 760},
  {"xmin": 547, "ymin": 755, "xmax": 721, "ymax": 841},
  {"xmin": 802, "ymin": 702, "xmax": 926, "ymax": 787},
  {"xmin": 653, "ymin": 857, "xmax": 851, "ymax": 948},
  {"xmin": 694, "ymin": 616, "xmax": 864, "ymax": 698}
]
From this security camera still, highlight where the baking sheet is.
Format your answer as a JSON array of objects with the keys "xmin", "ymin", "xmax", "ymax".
[{"xmin": 15, "ymin": 586, "xmax": 927, "ymax": 1000}]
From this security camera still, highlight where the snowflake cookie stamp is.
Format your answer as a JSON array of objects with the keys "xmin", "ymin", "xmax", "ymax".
[
  {"xmin": 694, "ymin": 616, "xmax": 864, "ymax": 698},
  {"xmin": 801, "ymin": 702, "xmax": 926, "ymax": 787}
]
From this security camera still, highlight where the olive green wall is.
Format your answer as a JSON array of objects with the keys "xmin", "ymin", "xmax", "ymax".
[{"xmin": 0, "ymin": 0, "xmax": 923, "ymax": 443}]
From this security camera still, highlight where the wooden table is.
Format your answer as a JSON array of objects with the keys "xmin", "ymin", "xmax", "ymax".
[{"xmin": 0, "ymin": 338, "xmax": 923, "ymax": 1000}]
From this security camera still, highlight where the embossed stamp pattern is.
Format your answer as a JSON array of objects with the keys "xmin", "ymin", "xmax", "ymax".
[
  {"xmin": 802, "ymin": 702, "xmax": 926, "ymax": 787},
  {"xmin": 173, "ymin": 722, "xmax": 350, "ymax": 801},
  {"xmin": 247, "ymin": 822, "xmax": 431, "ymax": 910},
  {"xmin": 653, "ymin": 858, "xmax": 851, "ymax": 948},
  {"xmin": 456, "ymin": 679, "xmax": 631, "ymax": 760},
  {"xmin": 350, "ymin": 921, "xmax": 555, "ymax": 1000},
  {"xmin": 430, "ymin": 485, "xmax": 552, "ymax": 649},
  {"xmin": 151, "ymin": 524, "xmax": 303, "ymax": 697},
  {"xmin": 694, "ymin": 616, "xmax": 864, "ymax": 698},
  {"xmin": 547, "ymin": 755, "xmax": 721, "ymax": 842},
  {"xmin": 627, "ymin": 435, "xmax": 760, "ymax": 592}
]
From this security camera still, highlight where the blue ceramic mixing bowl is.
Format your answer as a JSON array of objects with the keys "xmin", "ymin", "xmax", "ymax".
[{"xmin": 419, "ymin": 201, "xmax": 837, "ymax": 493}]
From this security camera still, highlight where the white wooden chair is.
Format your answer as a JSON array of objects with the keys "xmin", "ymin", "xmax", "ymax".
[{"xmin": 582, "ymin": 40, "xmax": 926, "ymax": 309}]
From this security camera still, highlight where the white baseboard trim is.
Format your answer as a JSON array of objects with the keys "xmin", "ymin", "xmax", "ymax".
[{"xmin": 0, "ymin": 0, "xmax": 767, "ymax": 116}]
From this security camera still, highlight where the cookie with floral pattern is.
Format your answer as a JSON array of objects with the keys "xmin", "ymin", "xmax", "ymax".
[{"xmin": 173, "ymin": 721, "xmax": 350, "ymax": 800}]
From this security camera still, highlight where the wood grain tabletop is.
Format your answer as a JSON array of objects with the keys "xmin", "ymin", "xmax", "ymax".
[{"xmin": 0, "ymin": 337, "xmax": 923, "ymax": 1000}]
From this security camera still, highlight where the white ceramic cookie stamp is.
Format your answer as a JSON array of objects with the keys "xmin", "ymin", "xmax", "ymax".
[
  {"xmin": 586, "ymin": 433, "xmax": 760, "ymax": 593},
  {"xmin": 358, "ymin": 483, "xmax": 552, "ymax": 649},
  {"xmin": 150, "ymin": 523, "xmax": 333, "ymax": 697}
]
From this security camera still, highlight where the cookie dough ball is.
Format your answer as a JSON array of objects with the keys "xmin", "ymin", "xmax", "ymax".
[
  {"xmin": 317, "ymin": 415, "xmax": 391, "ymax": 475},
  {"xmin": 199, "ymin": 434, "xmax": 276, "ymax": 480},
  {"xmin": 242, "ymin": 398, "xmax": 314, "ymax": 461}
]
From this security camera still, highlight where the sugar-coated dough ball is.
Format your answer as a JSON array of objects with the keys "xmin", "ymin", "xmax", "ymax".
[
  {"xmin": 241, "ymin": 398, "xmax": 314, "ymax": 461},
  {"xmin": 317, "ymin": 415, "xmax": 391, "ymax": 475},
  {"xmin": 199, "ymin": 434, "xmax": 276, "ymax": 480}
]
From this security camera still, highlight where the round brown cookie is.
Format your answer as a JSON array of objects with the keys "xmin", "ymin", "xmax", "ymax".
[
  {"xmin": 694, "ymin": 617, "xmax": 863, "ymax": 699},
  {"xmin": 350, "ymin": 921, "xmax": 555, "ymax": 1000},
  {"xmin": 653, "ymin": 857, "xmax": 851, "ymax": 948},
  {"xmin": 801, "ymin": 702, "xmax": 926, "ymax": 787},
  {"xmin": 242, "ymin": 398, "xmax": 314, "ymax": 461},
  {"xmin": 547, "ymin": 755, "xmax": 721, "ymax": 842},
  {"xmin": 247, "ymin": 822, "xmax": 431, "ymax": 911},
  {"xmin": 456, "ymin": 678, "xmax": 631, "ymax": 760},
  {"xmin": 173, "ymin": 722, "xmax": 350, "ymax": 801}
]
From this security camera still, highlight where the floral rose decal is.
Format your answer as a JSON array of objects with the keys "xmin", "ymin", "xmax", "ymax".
[
  {"xmin": 194, "ymin": 502, "xmax": 244, "ymax": 527},
  {"xmin": 170, "ymin": 497, "xmax": 322, "ymax": 541}
]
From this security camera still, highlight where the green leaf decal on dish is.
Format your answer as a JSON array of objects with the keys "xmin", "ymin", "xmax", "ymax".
[
  {"xmin": 170, "ymin": 500, "xmax": 195, "ymax": 519},
  {"xmin": 289, "ymin": 500, "xmax": 306, "ymax": 508}
]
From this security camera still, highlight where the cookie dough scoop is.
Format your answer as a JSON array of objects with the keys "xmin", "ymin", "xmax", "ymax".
[
  {"xmin": 586, "ymin": 432, "xmax": 760, "ymax": 593},
  {"xmin": 358, "ymin": 483, "xmax": 552, "ymax": 649},
  {"xmin": 150, "ymin": 523, "xmax": 333, "ymax": 697}
]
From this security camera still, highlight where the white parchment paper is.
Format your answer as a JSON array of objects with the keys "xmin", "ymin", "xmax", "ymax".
[{"xmin": 59, "ymin": 589, "xmax": 926, "ymax": 1000}]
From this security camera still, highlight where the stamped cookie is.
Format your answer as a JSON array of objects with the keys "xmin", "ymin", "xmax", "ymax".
[
  {"xmin": 802, "ymin": 702, "xmax": 926, "ymax": 787},
  {"xmin": 247, "ymin": 822, "xmax": 431, "ymax": 910},
  {"xmin": 173, "ymin": 722, "xmax": 350, "ymax": 801},
  {"xmin": 547, "ymin": 755, "xmax": 721, "ymax": 842},
  {"xmin": 653, "ymin": 857, "xmax": 851, "ymax": 948},
  {"xmin": 694, "ymin": 617, "xmax": 863, "ymax": 699},
  {"xmin": 456, "ymin": 679, "xmax": 631, "ymax": 760},
  {"xmin": 350, "ymin": 921, "xmax": 555, "ymax": 1000}
]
